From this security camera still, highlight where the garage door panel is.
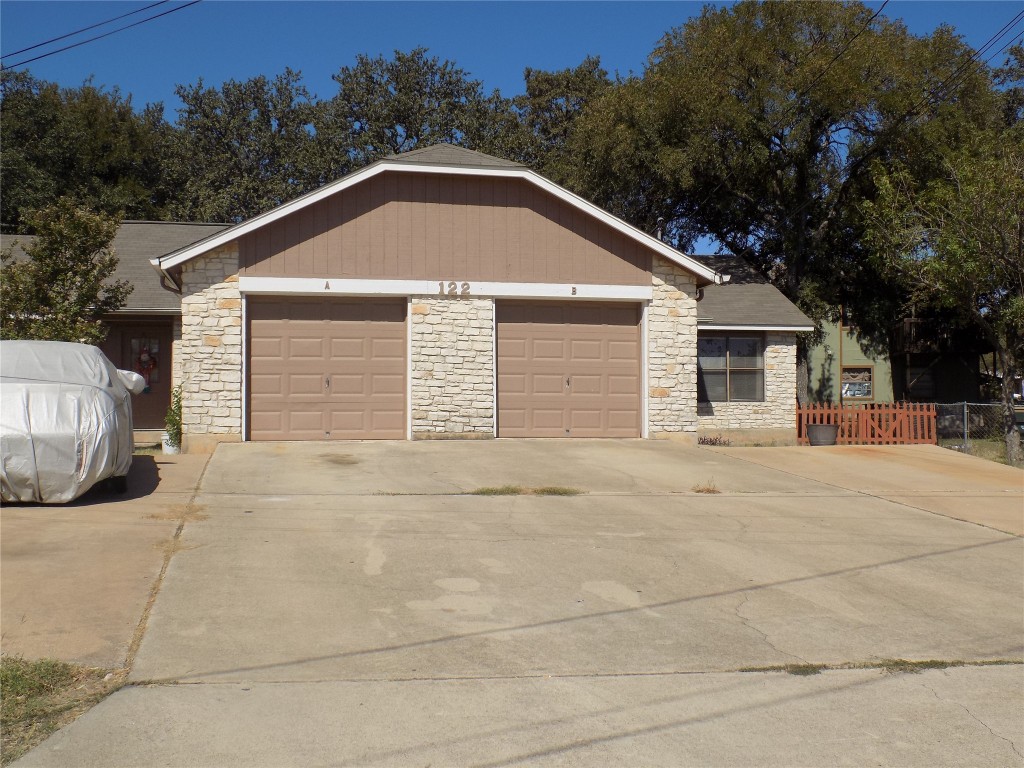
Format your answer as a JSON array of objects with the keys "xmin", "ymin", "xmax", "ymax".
[
  {"xmin": 328, "ymin": 409, "xmax": 367, "ymax": 433},
  {"xmin": 570, "ymin": 374, "xmax": 602, "ymax": 394},
  {"xmin": 370, "ymin": 409, "xmax": 406, "ymax": 433},
  {"xmin": 250, "ymin": 337, "xmax": 283, "ymax": 357},
  {"xmin": 248, "ymin": 297, "xmax": 406, "ymax": 440},
  {"xmin": 569, "ymin": 409, "xmax": 604, "ymax": 429},
  {"xmin": 569, "ymin": 339, "xmax": 602, "ymax": 361},
  {"xmin": 607, "ymin": 409, "xmax": 640, "ymax": 429},
  {"xmin": 249, "ymin": 409, "xmax": 283, "ymax": 433},
  {"xmin": 530, "ymin": 339, "xmax": 566, "ymax": 360},
  {"xmin": 331, "ymin": 373, "xmax": 366, "ymax": 395},
  {"xmin": 287, "ymin": 408, "xmax": 328, "ymax": 432},
  {"xmin": 369, "ymin": 373, "xmax": 405, "ymax": 395},
  {"xmin": 608, "ymin": 375, "xmax": 639, "ymax": 395},
  {"xmin": 500, "ymin": 408, "xmax": 526, "ymax": 429},
  {"xmin": 287, "ymin": 337, "xmax": 325, "ymax": 358},
  {"xmin": 287, "ymin": 373, "xmax": 325, "ymax": 396},
  {"xmin": 329, "ymin": 337, "xmax": 366, "ymax": 359},
  {"xmin": 371, "ymin": 337, "xmax": 405, "ymax": 359},
  {"xmin": 498, "ymin": 373, "xmax": 527, "ymax": 396},
  {"xmin": 531, "ymin": 408, "xmax": 566, "ymax": 430},
  {"xmin": 531, "ymin": 374, "xmax": 567, "ymax": 395},
  {"xmin": 497, "ymin": 338, "xmax": 527, "ymax": 359},
  {"xmin": 497, "ymin": 301, "xmax": 640, "ymax": 438},
  {"xmin": 250, "ymin": 374, "xmax": 284, "ymax": 396},
  {"xmin": 608, "ymin": 340, "xmax": 640, "ymax": 361}
]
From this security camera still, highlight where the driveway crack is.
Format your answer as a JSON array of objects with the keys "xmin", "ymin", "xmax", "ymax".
[
  {"xmin": 918, "ymin": 679, "xmax": 1023, "ymax": 759},
  {"xmin": 733, "ymin": 593, "xmax": 807, "ymax": 664}
]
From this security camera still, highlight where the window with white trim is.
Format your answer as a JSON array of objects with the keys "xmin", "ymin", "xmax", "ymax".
[{"xmin": 697, "ymin": 333, "xmax": 765, "ymax": 402}]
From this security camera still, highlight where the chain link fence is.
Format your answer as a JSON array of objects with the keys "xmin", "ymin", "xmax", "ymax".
[{"xmin": 935, "ymin": 402, "xmax": 1013, "ymax": 463}]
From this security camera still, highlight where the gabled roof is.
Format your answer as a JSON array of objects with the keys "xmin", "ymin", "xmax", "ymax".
[
  {"xmin": 151, "ymin": 144, "xmax": 726, "ymax": 286},
  {"xmin": 386, "ymin": 144, "xmax": 526, "ymax": 169},
  {"xmin": 2, "ymin": 221, "xmax": 229, "ymax": 313},
  {"xmin": 691, "ymin": 254, "xmax": 814, "ymax": 331}
]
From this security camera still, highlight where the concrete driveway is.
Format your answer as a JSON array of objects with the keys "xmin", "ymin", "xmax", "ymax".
[
  {"xmin": 14, "ymin": 441, "xmax": 1024, "ymax": 767},
  {"xmin": 0, "ymin": 453, "xmax": 210, "ymax": 668}
]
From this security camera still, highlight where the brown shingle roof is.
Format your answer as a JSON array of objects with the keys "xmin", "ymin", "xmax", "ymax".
[
  {"xmin": 385, "ymin": 144, "xmax": 525, "ymax": 169},
  {"xmin": 1, "ymin": 221, "xmax": 229, "ymax": 313},
  {"xmin": 690, "ymin": 254, "xmax": 814, "ymax": 330}
]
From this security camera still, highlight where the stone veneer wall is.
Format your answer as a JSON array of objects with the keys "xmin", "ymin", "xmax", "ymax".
[
  {"xmin": 177, "ymin": 244, "xmax": 243, "ymax": 449},
  {"xmin": 647, "ymin": 261, "xmax": 699, "ymax": 437},
  {"xmin": 410, "ymin": 296, "xmax": 495, "ymax": 437},
  {"xmin": 697, "ymin": 332, "xmax": 797, "ymax": 429}
]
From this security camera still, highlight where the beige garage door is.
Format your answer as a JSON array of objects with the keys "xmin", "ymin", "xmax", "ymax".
[
  {"xmin": 248, "ymin": 297, "xmax": 406, "ymax": 440},
  {"xmin": 497, "ymin": 302, "xmax": 641, "ymax": 438}
]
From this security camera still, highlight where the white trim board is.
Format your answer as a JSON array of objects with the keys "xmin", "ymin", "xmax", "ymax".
[
  {"xmin": 240, "ymin": 296, "xmax": 248, "ymax": 442},
  {"xmin": 698, "ymin": 324, "xmax": 815, "ymax": 332},
  {"xmin": 238, "ymin": 276, "xmax": 653, "ymax": 302},
  {"xmin": 150, "ymin": 160, "xmax": 726, "ymax": 286}
]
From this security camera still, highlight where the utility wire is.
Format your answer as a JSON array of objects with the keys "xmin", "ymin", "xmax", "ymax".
[
  {"xmin": 695, "ymin": 6, "xmax": 1024, "ymax": 245},
  {"xmin": 1, "ymin": 1, "xmax": 169, "ymax": 61},
  {"xmin": 1, "ymin": 1, "xmax": 202, "ymax": 71},
  {"xmin": 760, "ymin": 13, "xmax": 1024, "ymax": 249}
]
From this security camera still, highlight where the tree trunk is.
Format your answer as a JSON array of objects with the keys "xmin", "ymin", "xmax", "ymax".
[
  {"xmin": 796, "ymin": 345, "xmax": 809, "ymax": 406},
  {"xmin": 999, "ymin": 355, "xmax": 1022, "ymax": 466}
]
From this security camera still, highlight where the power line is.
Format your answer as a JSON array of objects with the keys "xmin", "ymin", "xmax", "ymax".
[
  {"xmin": 691, "ymin": 1, "xmax": 890, "ymax": 219},
  {"xmin": 793, "ymin": 0, "xmax": 890, "ymax": 108},
  {"xmin": 1, "ymin": 1, "xmax": 169, "ymax": 61},
  {"xmin": 696, "ymin": 6, "xmax": 1024, "ymax": 240},
  {"xmin": 1, "ymin": 1, "xmax": 202, "ymax": 71},
  {"xmin": 764, "ymin": 13, "xmax": 1024, "ymax": 249}
]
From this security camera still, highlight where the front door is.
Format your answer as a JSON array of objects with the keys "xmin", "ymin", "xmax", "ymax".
[{"xmin": 101, "ymin": 320, "xmax": 174, "ymax": 430}]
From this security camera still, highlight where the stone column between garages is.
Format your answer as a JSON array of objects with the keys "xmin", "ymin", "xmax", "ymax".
[
  {"xmin": 647, "ymin": 260, "xmax": 699, "ymax": 439},
  {"xmin": 176, "ymin": 243, "xmax": 243, "ymax": 452},
  {"xmin": 410, "ymin": 296, "xmax": 495, "ymax": 438}
]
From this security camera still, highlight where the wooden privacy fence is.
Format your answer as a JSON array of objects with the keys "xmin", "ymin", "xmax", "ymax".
[{"xmin": 796, "ymin": 402, "xmax": 937, "ymax": 446}]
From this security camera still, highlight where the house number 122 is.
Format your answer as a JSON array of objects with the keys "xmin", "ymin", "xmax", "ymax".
[{"xmin": 439, "ymin": 281, "xmax": 471, "ymax": 296}]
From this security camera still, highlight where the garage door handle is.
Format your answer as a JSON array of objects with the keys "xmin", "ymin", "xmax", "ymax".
[
  {"xmin": 565, "ymin": 376, "xmax": 570, "ymax": 388},
  {"xmin": 325, "ymin": 376, "xmax": 330, "ymax": 389}
]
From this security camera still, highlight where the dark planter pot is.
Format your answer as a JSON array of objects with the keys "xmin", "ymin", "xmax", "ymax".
[{"xmin": 806, "ymin": 423, "xmax": 840, "ymax": 446}]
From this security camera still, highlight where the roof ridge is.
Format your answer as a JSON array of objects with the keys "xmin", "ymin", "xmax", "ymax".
[{"xmin": 385, "ymin": 142, "xmax": 526, "ymax": 168}]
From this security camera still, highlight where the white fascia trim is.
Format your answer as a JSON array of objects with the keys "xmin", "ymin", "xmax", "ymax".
[
  {"xmin": 698, "ymin": 324, "xmax": 816, "ymax": 332},
  {"xmin": 151, "ymin": 161, "xmax": 723, "ymax": 285},
  {"xmin": 107, "ymin": 308, "xmax": 181, "ymax": 316},
  {"xmin": 241, "ymin": 296, "xmax": 248, "ymax": 442},
  {"xmin": 405, "ymin": 297, "xmax": 413, "ymax": 441},
  {"xmin": 238, "ymin": 276, "xmax": 652, "ymax": 301}
]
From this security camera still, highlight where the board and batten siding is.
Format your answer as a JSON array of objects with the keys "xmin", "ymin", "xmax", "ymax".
[{"xmin": 238, "ymin": 173, "xmax": 652, "ymax": 285}]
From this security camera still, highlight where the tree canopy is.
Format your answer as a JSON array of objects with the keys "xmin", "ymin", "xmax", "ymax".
[
  {"xmin": 166, "ymin": 69, "xmax": 326, "ymax": 223},
  {"xmin": 563, "ymin": 1, "xmax": 1002, "ymax": 395},
  {"xmin": 0, "ymin": 71, "xmax": 168, "ymax": 233},
  {"xmin": 0, "ymin": 200, "xmax": 130, "ymax": 343},
  {"xmin": 863, "ymin": 134, "xmax": 1024, "ymax": 463},
  {"xmin": 323, "ymin": 48, "xmax": 503, "ymax": 167}
]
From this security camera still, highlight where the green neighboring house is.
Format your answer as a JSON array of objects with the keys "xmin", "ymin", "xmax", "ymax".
[{"xmin": 808, "ymin": 317, "xmax": 980, "ymax": 404}]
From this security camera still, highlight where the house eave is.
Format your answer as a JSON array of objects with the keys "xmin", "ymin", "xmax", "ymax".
[{"xmin": 698, "ymin": 323, "xmax": 816, "ymax": 332}]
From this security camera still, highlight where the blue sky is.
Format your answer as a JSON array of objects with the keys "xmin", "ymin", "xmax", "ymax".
[{"xmin": 2, "ymin": 1, "xmax": 1022, "ymax": 118}]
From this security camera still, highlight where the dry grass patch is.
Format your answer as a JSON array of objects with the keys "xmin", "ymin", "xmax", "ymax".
[
  {"xmin": 1, "ymin": 656, "xmax": 124, "ymax": 765},
  {"xmin": 691, "ymin": 479, "xmax": 721, "ymax": 494},
  {"xmin": 470, "ymin": 485, "xmax": 582, "ymax": 496},
  {"xmin": 738, "ymin": 658, "xmax": 1021, "ymax": 677}
]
